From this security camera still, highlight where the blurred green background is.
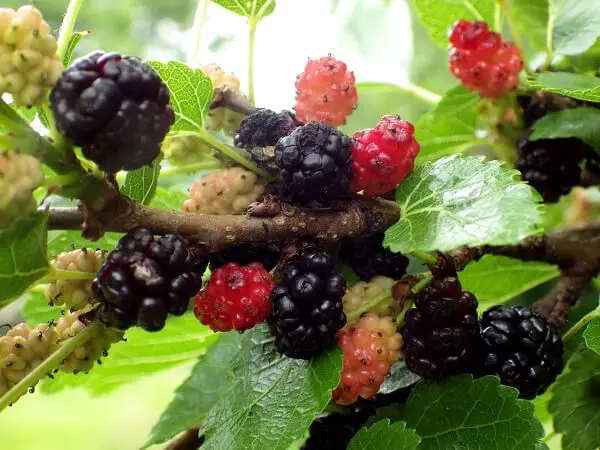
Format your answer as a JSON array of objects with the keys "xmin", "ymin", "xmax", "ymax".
[{"xmin": 0, "ymin": 0, "xmax": 464, "ymax": 449}]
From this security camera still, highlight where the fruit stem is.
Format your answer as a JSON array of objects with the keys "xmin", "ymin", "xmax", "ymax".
[
  {"xmin": 502, "ymin": 0, "xmax": 528, "ymax": 73},
  {"xmin": 410, "ymin": 251, "xmax": 438, "ymax": 266},
  {"xmin": 29, "ymin": 284, "xmax": 47, "ymax": 295},
  {"xmin": 56, "ymin": 0, "xmax": 86, "ymax": 64},
  {"xmin": 562, "ymin": 306, "xmax": 600, "ymax": 342},
  {"xmin": 411, "ymin": 272, "xmax": 433, "ymax": 295},
  {"xmin": 463, "ymin": 0, "xmax": 485, "ymax": 20},
  {"xmin": 395, "ymin": 295, "xmax": 416, "ymax": 326},
  {"xmin": 397, "ymin": 81, "xmax": 442, "ymax": 105},
  {"xmin": 195, "ymin": 128, "xmax": 273, "ymax": 179},
  {"xmin": 160, "ymin": 160, "xmax": 224, "ymax": 177},
  {"xmin": 247, "ymin": 18, "xmax": 257, "ymax": 105},
  {"xmin": 542, "ymin": 430, "xmax": 556, "ymax": 443},
  {"xmin": 346, "ymin": 291, "xmax": 393, "ymax": 323},
  {"xmin": 541, "ymin": 3, "xmax": 557, "ymax": 72},
  {"xmin": 0, "ymin": 100, "xmax": 31, "ymax": 133},
  {"xmin": 48, "ymin": 268, "xmax": 96, "ymax": 281},
  {"xmin": 493, "ymin": 0, "xmax": 503, "ymax": 33},
  {"xmin": 43, "ymin": 173, "xmax": 81, "ymax": 188},
  {"xmin": 189, "ymin": 0, "xmax": 209, "ymax": 66},
  {"xmin": 0, "ymin": 320, "xmax": 102, "ymax": 414}
]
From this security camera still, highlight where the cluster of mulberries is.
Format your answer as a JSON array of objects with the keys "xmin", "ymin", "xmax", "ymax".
[
  {"xmin": 294, "ymin": 55, "xmax": 358, "ymax": 127},
  {"xmin": 162, "ymin": 134, "xmax": 214, "ymax": 166},
  {"xmin": 54, "ymin": 306, "xmax": 124, "ymax": 374},
  {"xmin": 183, "ymin": 167, "xmax": 265, "ymax": 215},
  {"xmin": 0, "ymin": 310, "xmax": 121, "ymax": 398},
  {"xmin": 478, "ymin": 306, "xmax": 563, "ymax": 399},
  {"xmin": 275, "ymin": 122, "xmax": 353, "ymax": 208},
  {"xmin": 0, "ymin": 151, "xmax": 44, "ymax": 227},
  {"xmin": 342, "ymin": 276, "xmax": 398, "ymax": 318},
  {"xmin": 515, "ymin": 89, "xmax": 598, "ymax": 203},
  {"xmin": 50, "ymin": 51, "xmax": 174, "ymax": 173},
  {"xmin": 0, "ymin": 6, "xmax": 63, "ymax": 106},
  {"xmin": 448, "ymin": 20, "xmax": 523, "ymax": 98},
  {"xmin": 350, "ymin": 115, "xmax": 420, "ymax": 196},
  {"xmin": 201, "ymin": 64, "xmax": 251, "ymax": 137},
  {"xmin": 194, "ymin": 262, "xmax": 275, "ymax": 332},
  {"xmin": 0, "ymin": 322, "xmax": 58, "ymax": 395},
  {"xmin": 401, "ymin": 276, "xmax": 564, "ymax": 398},
  {"xmin": 235, "ymin": 108, "xmax": 297, "ymax": 173},
  {"xmin": 269, "ymin": 246, "xmax": 347, "ymax": 359},
  {"xmin": 92, "ymin": 229, "xmax": 205, "ymax": 332},
  {"xmin": 45, "ymin": 249, "xmax": 107, "ymax": 309},
  {"xmin": 515, "ymin": 133, "xmax": 589, "ymax": 203},
  {"xmin": 333, "ymin": 313, "xmax": 402, "ymax": 405},
  {"xmin": 401, "ymin": 277, "xmax": 480, "ymax": 379}
]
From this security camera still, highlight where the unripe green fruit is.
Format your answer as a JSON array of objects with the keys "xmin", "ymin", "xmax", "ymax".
[
  {"xmin": 162, "ymin": 135, "xmax": 214, "ymax": 166},
  {"xmin": 0, "ymin": 151, "xmax": 44, "ymax": 227},
  {"xmin": 183, "ymin": 167, "xmax": 265, "ymax": 215},
  {"xmin": 0, "ymin": 6, "xmax": 62, "ymax": 106},
  {"xmin": 342, "ymin": 276, "xmax": 399, "ymax": 318},
  {"xmin": 201, "ymin": 63, "xmax": 252, "ymax": 137},
  {"xmin": 54, "ymin": 306, "xmax": 123, "ymax": 374},
  {"xmin": 45, "ymin": 249, "xmax": 107, "ymax": 309}
]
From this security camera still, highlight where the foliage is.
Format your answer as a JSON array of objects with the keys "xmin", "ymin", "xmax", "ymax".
[
  {"xmin": 384, "ymin": 155, "xmax": 543, "ymax": 254},
  {"xmin": 549, "ymin": 346, "xmax": 600, "ymax": 450},
  {"xmin": 347, "ymin": 420, "xmax": 421, "ymax": 450},
  {"xmin": 459, "ymin": 255, "xmax": 559, "ymax": 309},
  {"xmin": 0, "ymin": 214, "xmax": 49, "ymax": 306},
  {"xmin": 403, "ymin": 376, "xmax": 545, "ymax": 449}
]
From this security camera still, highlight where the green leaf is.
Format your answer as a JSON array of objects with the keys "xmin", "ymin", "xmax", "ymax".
[
  {"xmin": 433, "ymin": 85, "xmax": 480, "ymax": 117},
  {"xmin": 47, "ymin": 230, "xmax": 122, "ymax": 259},
  {"xmin": 549, "ymin": 0, "xmax": 600, "ymax": 57},
  {"xmin": 379, "ymin": 360, "xmax": 421, "ymax": 395},
  {"xmin": 384, "ymin": 156, "xmax": 543, "ymax": 254},
  {"xmin": 568, "ymin": 39, "xmax": 600, "ymax": 72},
  {"xmin": 413, "ymin": 85, "xmax": 481, "ymax": 163},
  {"xmin": 414, "ymin": 110, "xmax": 479, "ymax": 163},
  {"xmin": 40, "ymin": 311, "xmax": 219, "ymax": 395},
  {"xmin": 347, "ymin": 420, "xmax": 421, "ymax": 450},
  {"xmin": 210, "ymin": 0, "xmax": 275, "ymax": 21},
  {"xmin": 145, "ymin": 332, "xmax": 243, "ymax": 448},
  {"xmin": 149, "ymin": 187, "xmax": 188, "ymax": 211},
  {"xmin": 583, "ymin": 317, "xmax": 600, "ymax": 354},
  {"xmin": 199, "ymin": 325, "xmax": 342, "ymax": 450},
  {"xmin": 21, "ymin": 291, "xmax": 62, "ymax": 326},
  {"xmin": 530, "ymin": 108, "xmax": 600, "ymax": 152},
  {"xmin": 62, "ymin": 31, "xmax": 89, "ymax": 67},
  {"xmin": 412, "ymin": 0, "xmax": 495, "ymax": 48},
  {"xmin": 510, "ymin": 0, "xmax": 548, "ymax": 52},
  {"xmin": 121, "ymin": 155, "xmax": 162, "ymax": 205},
  {"xmin": 403, "ymin": 375, "xmax": 545, "ymax": 449},
  {"xmin": 459, "ymin": 255, "xmax": 559, "ymax": 309},
  {"xmin": 0, "ymin": 213, "xmax": 49, "ymax": 307},
  {"xmin": 528, "ymin": 72, "xmax": 600, "ymax": 103},
  {"xmin": 149, "ymin": 61, "xmax": 213, "ymax": 132},
  {"xmin": 341, "ymin": 82, "xmax": 432, "ymax": 135},
  {"xmin": 549, "ymin": 346, "xmax": 600, "ymax": 450},
  {"xmin": 414, "ymin": 85, "xmax": 480, "ymax": 163}
]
